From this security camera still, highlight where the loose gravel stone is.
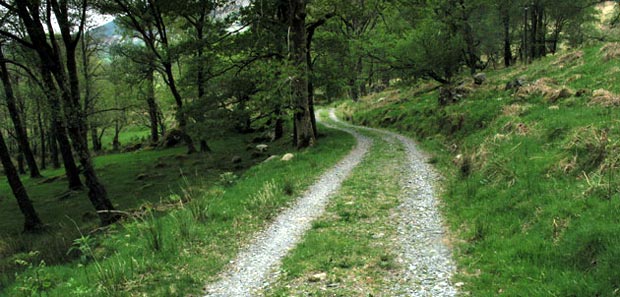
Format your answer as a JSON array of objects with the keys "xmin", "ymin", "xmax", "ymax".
[
  {"xmin": 203, "ymin": 114, "xmax": 372, "ymax": 297},
  {"xmin": 328, "ymin": 109, "xmax": 458, "ymax": 297}
]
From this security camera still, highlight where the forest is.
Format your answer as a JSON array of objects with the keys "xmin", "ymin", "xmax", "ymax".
[{"xmin": 0, "ymin": 0, "xmax": 618, "ymax": 296}]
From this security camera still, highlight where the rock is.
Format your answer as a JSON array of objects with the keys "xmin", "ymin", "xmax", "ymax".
[
  {"xmin": 251, "ymin": 151, "xmax": 265, "ymax": 159},
  {"xmin": 252, "ymin": 132, "xmax": 276, "ymax": 143},
  {"xmin": 439, "ymin": 83, "xmax": 471, "ymax": 105},
  {"xmin": 281, "ymin": 153, "xmax": 294, "ymax": 161},
  {"xmin": 160, "ymin": 128, "xmax": 185, "ymax": 148},
  {"xmin": 122, "ymin": 143, "xmax": 142, "ymax": 153},
  {"xmin": 575, "ymin": 89, "xmax": 590, "ymax": 97},
  {"xmin": 438, "ymin": 87, "xmax": 457, "ymax": 105},
  {"xmin": 308, "ymin": 272, "xmax": 327, "ymax": 282},
  {"xmin": 505, "ymin": 78, "xmax": 525, "ymax": 91},
  {"xmin": 231, "ymin": 155, "xmax": 242, "ymax": 164},
  {"xmin": 547, "ymin": 87, "xmax": 574, "ymax": 103},
  {"xmin": 256, "ymin": 144, "xmax": 269, "ymax": 152},
  {"xmin": 136, "ymin": 173, "xmax": 149, "ymax": 180},
  {"xmin": 263, "ymin": 155, "xmax": 279, "ymax": 163},
  {"xmin": 473, "ymin": 73, "xmax": 486, "ymax": 85}
]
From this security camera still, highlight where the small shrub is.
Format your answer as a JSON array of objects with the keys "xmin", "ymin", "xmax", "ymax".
[
  {"xmin": 282, "ymin": 178, "xmax": 296, "ymax": 196},
  {"xmin": 67, "ymin": 235, "xmax": 97, "ymax": 264},
  {"xmin": 173, "ymin": 211, "xmax": 195, "ymax": 240},
  {"xmin": 246, "ymin": 180, "xmax": 280, "ymax": 216},
  {"xmin": 189, "ymin": 197, "xmax": 211, "ymax": 223},
  {"xmin": 13, "ymin": 252, "xmax": 54, "ymax": 295},
  {"xmin": 138, "ymin": 210, "xmax": 165, "ymax": 253}
]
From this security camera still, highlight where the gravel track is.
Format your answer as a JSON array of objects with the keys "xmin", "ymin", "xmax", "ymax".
[
  {"xmin": 328, "ymin": 109, "xmax": 458, "ymax": 296},
  {"xmin": 203, "ymin": 114, "xmax": 372, "ymax": 296}
]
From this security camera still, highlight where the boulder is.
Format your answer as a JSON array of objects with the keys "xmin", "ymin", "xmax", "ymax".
[
  {"xmin": 231, "ymin": 155, "xmax": 242, "ymax": 164},
  {"xmin": 251, "ymin": 131, "xmax": 276, "ymax": 143},
  {"xmin": 160, "ymin": 128, "xmax": 185, "ymax": 148},
  {"xmin": 473, "ymin": 73, "xmax": 487, "ymax": 85},
  {"xmin": 263, "ymin": 155, "xmax": 279, "ymax": 163},
  {"xmin": 438, "ymin": 84, "xmax": 470, "ymax": 105},
  {"xmin": 505, "ymin": 78, "xmax": 525, "ymax": 91},
  {"xmin": 256, "ymin": 144, "xmax": 269, "ymax": 152},
  {"xmin": 308, "ymin": 272, "xmax": 327, "ymax": 282},
  {"xmin": 281, "ymin": 153, "xmax": 295, "ymax": 161},
  {"xmin": 122, "ymin": 143, "xmax": 142, "ymax": 153},
  {"xmin": 575, "ymin": 89, "xmax": 590, "ymax": 97}
]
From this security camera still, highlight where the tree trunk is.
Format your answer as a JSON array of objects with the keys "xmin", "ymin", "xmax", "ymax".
[
  {"xmin": 54, "ymin": 9, "xmax": 119, "ymax": 225},
  {"xmin": 0, "ymin": 129, "xmax": 43, "ymax": 232},
  {"xmin": 274, "ymin": 107, "xmax": 284, "ymax": 141},
  {"xmin": 146, "ymin": 68, "xmax": 159, "ymax": 144},
  {"xmin": 49, "ymin": 126, "xmax": 60, "ymax": 169},
  {"xmin": 0, "ymin": 46, "xmax": 42, "ymax": 178},
  {"xmin": 164, "ymin": 63, "xmax": 196, "ymax": 154},
  {"xmin": 200, "ymin": 140, "xmax": 211, "ymax": 152},
  {"xmin": 91, "ymin": 127, "xmax": 102, "ymax": 152},
  {"xmin": 35, "ymin": 98, "xmax": 46, "ymax": 170},
  {"xmin": 358, "ymin": 57, "xmax": 367, "ymax": 96},
  {"xmin": 17, "ymin": 148, "xmax": 25, "ymax": 175},
  {"xmin": 42, "ymin": 69, "xmax": 83, "ymax": 190},
  {"xmin": 113, "ymin": 120, "xmax": 121, "ymax": 151},
  {"xmin": 501, "ymin": 6, "xmax": 512, "ymax": 67},
  {"xmin": 289, "ymin": 0, "xmax": 315, "ymax": 148}
]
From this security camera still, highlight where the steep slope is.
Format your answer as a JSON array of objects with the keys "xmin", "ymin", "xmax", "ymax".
[{"xmin": 338, "ymin": 44, "xmax": 620, "ymax": 296}]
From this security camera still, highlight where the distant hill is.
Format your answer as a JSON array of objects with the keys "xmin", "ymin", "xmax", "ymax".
[{"xmin": 89, "ymin": 20, "xmax": 122, "ymax": 46}]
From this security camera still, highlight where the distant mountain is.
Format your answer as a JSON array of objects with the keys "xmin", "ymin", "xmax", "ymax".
[
  {"xmin": 88, "ymin": 0, "xmax": 249, "ymax": 46},
  {"xmin": 89, "ymin": 20, "xmax": 122, "ymax": 46}
]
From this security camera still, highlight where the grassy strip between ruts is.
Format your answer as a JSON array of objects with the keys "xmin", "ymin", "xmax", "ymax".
[
  {"xmin": 1, "ymin": 125, "xmax": 355, "ymax": 297},
  {"xmin": 265, "ymin": 113, "xmax": 406, "ymax": 296},
  {"xmin": 336, "ymin": 44, "xmax": 620, "ymax": 296}
]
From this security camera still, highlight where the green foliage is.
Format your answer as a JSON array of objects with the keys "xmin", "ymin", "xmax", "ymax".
[
  {"xmin": 393, "ymin": 18, "xmax": 465, "ymax": 83},
  {"xmin": 218, "ymin": 172, "xmax": 238, "ymax": 186}
]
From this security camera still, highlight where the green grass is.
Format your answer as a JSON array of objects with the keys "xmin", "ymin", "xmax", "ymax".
[
  {"xmin": 97, "ymin": 126, "xmax": 151, "ymax": 151},
  {"xmin": 265, "ymin": 113, "xmax": 404, "ymax": 296},
  {"xmin": 337, "ymin": 44, "xmax": 620, "ymax": 296},
  {"xmin": 0, "ymin": 124, "xmax": 355, "ymax": 296}
]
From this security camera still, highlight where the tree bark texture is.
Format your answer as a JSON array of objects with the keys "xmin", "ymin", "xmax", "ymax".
[
  {"xmin": 0, "ymin": 129, "xmax": 43, "ymax": 232},
  {"xmin": 289, "ymin": 0, "xmax": 315, "ymax": 148},
  {"xmin": 0, "ymin": 46, "xmax": 42, "ymax": 178}
]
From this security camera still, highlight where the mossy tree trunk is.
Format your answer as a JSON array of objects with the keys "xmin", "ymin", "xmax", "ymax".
[
  {"xmin": 0, "ymin": 45, "xmax": 42, "ymax": 178},
  {"xmin": 0, "ymin": 129, "xmax": 43, "ymax": 232},
  {"xmin": 289, "ymin": 0, "xmax": 316, "ymax": 149}
]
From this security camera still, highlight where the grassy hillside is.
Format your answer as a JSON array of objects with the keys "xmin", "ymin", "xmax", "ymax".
[
  {"xmin": 0, "ymin": 127, "xmax": 354, "ymax": 296},
  {"xmin": 338, "ymin": 44, "xmax": 620, "ymax": 296}
]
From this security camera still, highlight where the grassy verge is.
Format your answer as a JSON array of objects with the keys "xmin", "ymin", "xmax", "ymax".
[
  {"xmin": 337, "ymin": 44, "xmax": 620, "ymax": 295},
  {"xmin": 265, "ymin": 115, "xmax": 405, "ymax": 296},
  {"xmin": 0, "ymin": 130, "xmax": 281, "ymax": 291},
  {"xmin": 1, "ymin": 125, "xmax": 355, "ymax": 296}
]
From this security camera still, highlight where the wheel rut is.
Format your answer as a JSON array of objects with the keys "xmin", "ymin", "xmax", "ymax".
[{"xmin": 203, "ymin": 113, "xmax": 372, "ymax": 296}]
